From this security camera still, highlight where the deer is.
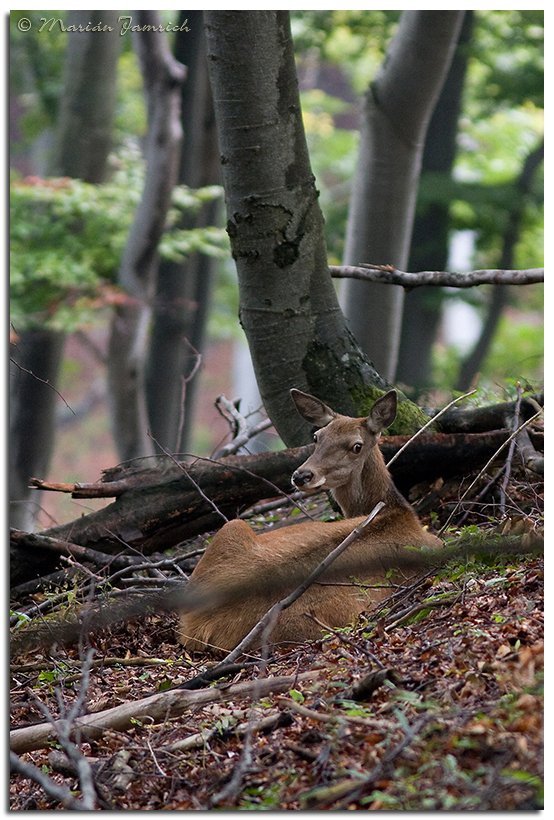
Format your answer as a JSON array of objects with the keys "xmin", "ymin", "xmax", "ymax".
[{"xmin": 178, "ymin": 389, "xmax": 442, "ymax": 653}]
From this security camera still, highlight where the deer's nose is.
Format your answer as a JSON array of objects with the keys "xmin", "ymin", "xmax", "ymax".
[{"xmin": 292, "ymin": 469, "xmax": 313, "ymax": 488}]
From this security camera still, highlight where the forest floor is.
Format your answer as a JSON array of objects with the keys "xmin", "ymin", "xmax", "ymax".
[{"xmin": 10, "ymin": 471, "xmax": 544, "ymax": 811}]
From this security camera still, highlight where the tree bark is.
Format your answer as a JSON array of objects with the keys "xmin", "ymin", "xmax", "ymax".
[
  {"xmin": 396, "ymin": 11, "xmax": 473, "ymax": 390},
  {"xmin": 108, "ymin": 11, "xmax": 186, "ymax": 462},
  {"xmin": 146, "ymin": 11, "xmax": 221, "ymax": 455},
  {"xmin": 340, "ymin": 11, "xmax": 465, "ymax": 381},
  {"xmin": 204, "ymin": 11, "xmax": 392, "ymax": 447},
  {"xmin": 9, "ymin": 10, "xmax": 120, "ymax": 531}
]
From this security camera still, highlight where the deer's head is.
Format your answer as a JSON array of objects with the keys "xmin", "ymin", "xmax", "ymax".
[{"xmin": 290, "ymin": 389, "xmax": 397, "ymax": 508}]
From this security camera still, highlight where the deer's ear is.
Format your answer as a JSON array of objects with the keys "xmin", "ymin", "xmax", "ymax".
[
  {"xmin": 366, "ymin": 390, "xmax": 397, "ymax": 434},
  {"xmin": 291, "ymin": 389, "xmax": 337, "ymax": 427}
]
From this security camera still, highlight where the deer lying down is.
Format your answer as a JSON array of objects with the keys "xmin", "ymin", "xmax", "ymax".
[{"xmin": 179, "ymin": 389, "xmax": 442, "ymax": 653}]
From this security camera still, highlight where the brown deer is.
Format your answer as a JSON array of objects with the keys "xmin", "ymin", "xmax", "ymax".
[{"xmin": 178, "ymin": 389, "xmax": 442, "ymax": 653}]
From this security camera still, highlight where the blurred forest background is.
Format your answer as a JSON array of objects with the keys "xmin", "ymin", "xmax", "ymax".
[{"xmin": 9, "ymin": 10, "xmax": 543, "ymax": 531}]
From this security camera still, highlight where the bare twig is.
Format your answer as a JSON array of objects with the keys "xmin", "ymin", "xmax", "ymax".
[
  {"xmin": 26, "ymin": 647, "xmax": 98, "ymax": 809},
  {"xmin": 329, "ymin": 264, "xmax": 543, "ymax": 289},
  {"xmin": 438, "ymin": 408, "xmax": 543, "ymax": 535},
  {"xmin": 9, "ymin": 357, "xmax": 75, "ymax": 414},
  {"xmin": 175, "ymin": 338, "xmax": 202, "ymax": 453},
  {"xmin": 213, "ymin": 394, "xmax": 273, "ymax": 459},
  {"xmin": 10, "ymin": 751, "xmax": 87, "ymax": 810},
  {"xmin": 147, "ymin": 433, "xmax": 229, "ymax": 524},
  {"xmin": 386, "ymin": 389, "xmax": 476, "ymax": 469},
  {"xmin": 499, "ymin": 382, "xmax": 523, "ymax": 516}
]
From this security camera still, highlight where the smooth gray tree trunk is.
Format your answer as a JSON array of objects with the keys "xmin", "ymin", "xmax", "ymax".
[
  {"xmin": 10, "ymin": 11, "xmax": 120, "ymax": 530},
  {"xmin": 396, "ymin": 11, "xmax": 473, "ymax": 391},
  {"xmin": 204, "ymin": 11, "xmax": 392, "ymax": 447},
  {"xmin": 146, "ymin": 11, "xmax": 220, "ymax": 455},
  {"xmin": 341, "ymin": 11, "xmax": 465, "ymax": 382},
  {"xmin": 108, "ymin": 12, "xmax": 185, "ymax": 462}
]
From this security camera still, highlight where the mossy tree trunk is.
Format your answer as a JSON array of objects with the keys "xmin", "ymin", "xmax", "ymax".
[{"xmin": 204, "ymin": 11, "xmax": 399, "ymax": 447}]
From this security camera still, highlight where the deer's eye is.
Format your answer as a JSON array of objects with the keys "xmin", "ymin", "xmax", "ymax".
[
  {"xmin": 352, "ymin": 442, "xmax": 363, "ymax": 454},
  {"xmin": 313, "ymin": 433, "xmax": 318, "ymax": 443}
]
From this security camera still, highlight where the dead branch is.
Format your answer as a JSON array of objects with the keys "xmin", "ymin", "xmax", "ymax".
[
  {"xmin": 10, "ymin": 751, "xmax": 88, "ymax": 810},
  {"xmin": 330, "ymin": 264, "xmax": 543, "ymax": 289},
  {"xmin": 162, "ymin": 708, "xmax": 285, "ymax": 753},
  {"xmin": 10, "ymin": 671, "xmax": 316, "ymax": 755},
  {"xmin": 515, "ymin": 425, "xmax": 544, "ymax": 476},
  {"xmin": 213, "ymin": 394, "xmax": 273, "ymax": 459},
  {"xmin": 439, "ymin": 408, "xmax": 543, "ymax": 533},
  {"xmin": 13, "ymin": 427, "xmax": 531, "ymax": 588},
  {"xmin": 278, "ymin": 697, "xmax": 397, "ymax": 733}
]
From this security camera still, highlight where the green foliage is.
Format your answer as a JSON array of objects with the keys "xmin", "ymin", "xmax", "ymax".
[
  {"xmin": 469, "ymin": 11, "xmax": 544, "ymax": 114},
  {"xmin": 292, "ymin": 11, "xmax": 400, "ymax": 93},
  {"xmin": 432, "ymin": 296, "xmax": 543, "ymax": 392},
  {"xmin": 293, "ymin": 10, "xmax": 543, "ymax": 393},
  {"xmin": 10, "ymin": 143, "xmax": 227, "ymax": 332},
  {"xmin": 10, "ymin": 176, "xmax": 131, "ymax": 331},
  {"xmin": 301, "ymin": 90, "xmax": 358, "ymax": 264}
]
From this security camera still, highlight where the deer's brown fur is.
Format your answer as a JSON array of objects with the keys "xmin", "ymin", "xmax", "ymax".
[{"xmin": 178, "ymin": 390, "xmax": 442, "ymax": 653}]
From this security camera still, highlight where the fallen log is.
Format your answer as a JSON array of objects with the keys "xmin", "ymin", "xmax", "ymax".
[
  {"xmin": 10, "ymin": 671, "xmax": 317, "ymax": 755},
  {"xmin": 10, "ymin": 429, "xmax": 541, "ymax": 588}
]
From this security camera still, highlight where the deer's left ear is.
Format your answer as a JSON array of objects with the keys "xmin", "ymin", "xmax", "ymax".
[
  {"xmin": 366, "ymin": 390, "xmax": 397, "ymax": 434},
  {"xmin": 291, "ymin": 389, "xmax": 337, "ymax": 427}
]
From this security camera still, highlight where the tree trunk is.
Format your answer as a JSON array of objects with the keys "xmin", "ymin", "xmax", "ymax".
[
  {"xmin": 396, "ymin": 12, "xmax": 473, "ymax": 391},
  {"xmin": 9, "ymin": 331, "xmax": 66, "ymax": 531},
  {"xmin": 146, "ymin": 11, "xmax": 221, "ymax": 455},
  {"xmin": 204, "ymin": 11, "xmax": 391, "ymax": 447},
  {"xmin": 456, "ymin": 138, "xmax": 544, "ymax": 391},
  {"xmin": 340, "ymin": 11, "xmax": 465, "ymax": 382},
  {"xmin": 107, "ymin": 12, "xmax": 186, "ymax": 462},
  {"xmin": 9, "ymin": 10, "xmax": 120, "ymax": 530},
  {"xmin": 47, "ymin": 10, "xmax": 120, "ymax": 182}
]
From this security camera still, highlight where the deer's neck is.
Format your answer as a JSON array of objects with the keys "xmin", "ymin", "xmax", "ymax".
[{"xmin": 332, "ymin": 448, "xmax": 410, "ymax": 519}]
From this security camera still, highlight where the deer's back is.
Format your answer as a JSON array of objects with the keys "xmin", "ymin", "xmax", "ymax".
[{"xmin": 178, "ymin": 512, "xmax": 441, "ymax": 652}]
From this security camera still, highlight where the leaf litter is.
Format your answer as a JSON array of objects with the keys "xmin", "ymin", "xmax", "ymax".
[{"xmin": 10, "ymin": 472, "xmax": 543, "ymax": 810}]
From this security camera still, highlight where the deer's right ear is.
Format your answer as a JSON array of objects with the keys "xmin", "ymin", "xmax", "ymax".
[{"xmin": 290, "ymin": 389, "xmax": 336, "ymax": 427}]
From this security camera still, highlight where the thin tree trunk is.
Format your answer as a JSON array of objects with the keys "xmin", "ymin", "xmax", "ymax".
[
  {"xmin": 456, "ymin": 139, "xmax": 544, "ymax": 391},
  {"xmin": 204, "ymin": 11, "xmax": 391, "ymax": 447},
  {"xmin": 9, "ymin": 331, "xmax": 67, "ymax": 531},
  {"xmin": 146, "ymin": 11, "xmax": 220, "ymax": 455},
  {"xmin": 47, "ymin": 10, "xmax": 120, "ymax": 182},
  {"xmin": 341, "ymin": 11, "xmax": 465, "ymax": 382},
  {"xmin": 9, "ymin": 10, "xmax": 120, "ymax": 530},
  {"xmin": 108, "ymin": 12, "xmax": 186, "ymax": 462},
  {"xmin": 396, "ymin": 11, "xmax": 473, "ymax": 391}
]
